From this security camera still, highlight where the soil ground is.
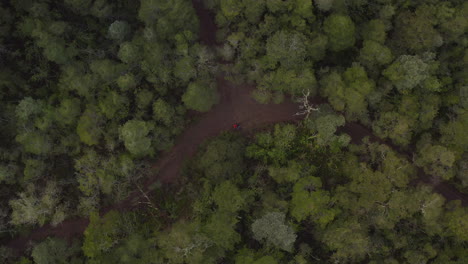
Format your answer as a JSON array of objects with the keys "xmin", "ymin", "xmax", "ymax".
[{"xmin": 3, "ymin": 0, "xmax": 467, "ymax": 256}]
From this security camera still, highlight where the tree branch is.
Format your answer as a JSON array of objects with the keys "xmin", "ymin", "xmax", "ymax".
[{"xmin": 294, "ymin": 90, "xmax": 319, "ymax": 118}]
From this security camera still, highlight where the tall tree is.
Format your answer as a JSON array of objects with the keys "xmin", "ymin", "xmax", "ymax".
[
  {"xmin": 182, "ymin": 81, "xmax": 219, "ymax": 112},
  {"xmin": 119, "ymin": 120, "xmax": 153, "ymax": 157},
  {"xmin": 323, "ymin": 14, "xmax": 356, "ymax": 52},
  {"xmin": 251, "ymin": 212, "xmax": 297, "ymax": 252}
]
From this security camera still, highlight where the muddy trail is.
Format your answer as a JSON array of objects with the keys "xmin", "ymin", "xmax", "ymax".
[
  {"xmin": 3, "ymin": 0, "xmax": 467, "ymax": 256},
  {"xmin": 4, "ymin": 75, "xmax": 308, "ymax": 254}
]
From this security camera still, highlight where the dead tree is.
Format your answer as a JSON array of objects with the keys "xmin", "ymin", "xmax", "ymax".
[
  {"xmin": 136, "ymin": 184, "xmax": 159, "ymax": 214},
  {"xmin": 294, "ymin": 90, "xmax": 319, "ymax": 118}
]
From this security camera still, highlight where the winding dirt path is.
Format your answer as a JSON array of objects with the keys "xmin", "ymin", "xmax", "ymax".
[
  {"xmin": 113, "ymin": 76, "xmax": 309, "ymax": 210},
  {"xmin": 4, "ymin": 74, "xmax": 307, "ymax": 254},
  {"xmin": 3, "ymin": 0, "xmax": 467, "ymax": 256}
]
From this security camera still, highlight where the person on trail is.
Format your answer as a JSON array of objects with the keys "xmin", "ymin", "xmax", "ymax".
[{"xmin": 232, "ymin": 123, "xmax": 240, "ymax": 129}]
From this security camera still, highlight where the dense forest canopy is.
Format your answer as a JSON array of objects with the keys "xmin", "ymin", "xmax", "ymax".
[{"xmin": 0, "ymin": 0, "xmax": 467, "ymax": 263}]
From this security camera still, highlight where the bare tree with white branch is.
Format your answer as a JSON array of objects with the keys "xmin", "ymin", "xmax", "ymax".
[{"xmin": 294, "ymin": 89, "xmax": 319, "ymax": 118}]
